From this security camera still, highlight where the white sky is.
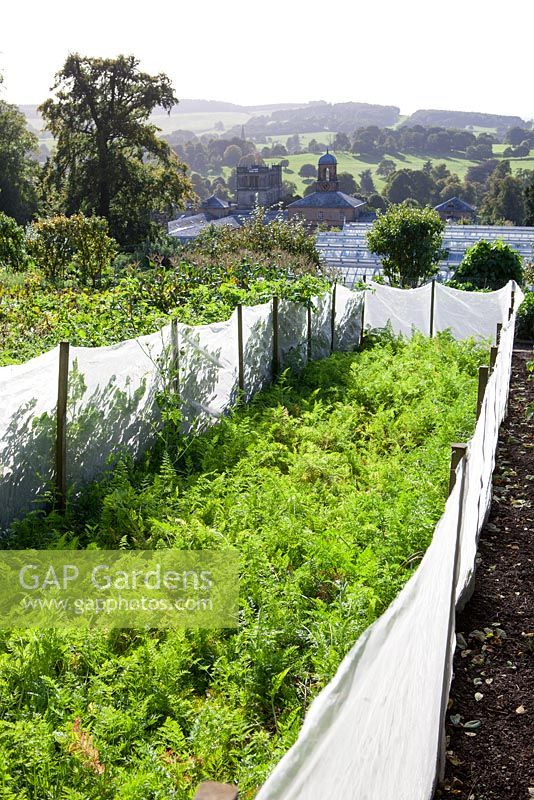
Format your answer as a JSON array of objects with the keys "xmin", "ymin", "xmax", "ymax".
[{"xmin": 1, "ymin": 0, "xmax": 533, "ymax": 119}]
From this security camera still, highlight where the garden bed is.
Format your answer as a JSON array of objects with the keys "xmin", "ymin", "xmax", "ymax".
[{"xmin": 1, "ymin": 332, "xmax": 485, "ymax": 799}]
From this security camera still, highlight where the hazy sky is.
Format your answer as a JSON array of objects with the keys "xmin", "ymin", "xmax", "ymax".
[{"xmin": 2, "ymin": 0, "xmax": 533, "ymax": 119}]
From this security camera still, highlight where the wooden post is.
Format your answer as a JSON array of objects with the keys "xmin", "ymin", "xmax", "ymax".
[
  {"xmin": 490, "ymin": 345, "xmax": 498, "ymax": 372},
  {"xmin": 55, "ymin": 341, "xmax": 69, "ymax": 511},
  {"xmin": 448, "ymin": 442, "xmax": 467, "ymax": 497},
  {"xmin": 360, "ymin": 290, "xmax": 366, "ymax": 348},
  {"xmin": 511, "ymin": 289, "xmax": 515, "ymax": 311},
  {"xmin": 193, "ymin": 782, "xmax": 238, "ymax": 800},
  {"xmin": 330, "ymin": 281, "xmax": 337, "ymax": 353},
  {"xmin": 496, "ymin": 322, "xmax": 502, "ymax": 346},
  {"xmin": 438, "ymin": 444, "xmax": 467, "ymax": 782},
  {"xmin": 477, "ymin": 365, "xmax": 489, "ymax": 420},
  {"xmin": 272, "ymin": 296, "xmax": 280, "ymax": 380},
  {"xmin": 170, "ymin": 318, "xmax": 180, "ymax": 395},
  {"xmin": 237, "ymin": 304, "xmax": 244, "ymax": 393},
  {"xmin": 307, "ymin": 300, "xmax": 312, "ymax": 362},
  {"xmin": 429, "ymin": 278, "xmax": 436, "ymax": 338}
]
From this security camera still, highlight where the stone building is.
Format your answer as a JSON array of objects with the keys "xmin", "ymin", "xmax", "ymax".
[
  {"xmin": 287, "ymin": 152, "xmax": 366, "ymax": 227},
  {"xmin": 434, "ymin": 196, "xmax": 476, "ymax": 222},
  {"xmin": 236, "ymin": 161, "xmax": 283, "ymax": 209}
]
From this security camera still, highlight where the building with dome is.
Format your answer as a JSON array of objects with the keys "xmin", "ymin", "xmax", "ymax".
[{"xmin": 287, "ymin": 151, "xmax": 367, "ymax": 227}]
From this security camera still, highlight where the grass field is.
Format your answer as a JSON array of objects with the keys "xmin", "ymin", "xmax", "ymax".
[{"xmin": 264, "ymin": 151, "xmax": 482, "ymax": 195}]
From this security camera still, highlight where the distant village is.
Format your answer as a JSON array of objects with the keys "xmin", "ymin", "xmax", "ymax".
[{"xmin": 168, "ymin": 151, "xmax": 476, "ymax": 242}]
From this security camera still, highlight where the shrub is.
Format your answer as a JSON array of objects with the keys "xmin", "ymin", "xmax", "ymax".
[
  {"xmin": 453, "ymin": 239, "xmax": 523, "ymax": 290},
  {"xmin": 517, "ymin": 291, "xmax": 534, "ymax": 340},
  {"xmin": 0, "ymin": 212, "xmax": 27, "ymax": 271},
  {"xmin": 27, "ymin": 214, "xmax": 117, "ymax": 286},
  {"xmin": 367, "ymin": 204, "xmax": 445, "ymax": 288}
]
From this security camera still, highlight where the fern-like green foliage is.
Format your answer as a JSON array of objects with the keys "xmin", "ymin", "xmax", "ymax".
[{"xmin": 1, "ymin": 333, "xmax": 485, "ymax": 797}]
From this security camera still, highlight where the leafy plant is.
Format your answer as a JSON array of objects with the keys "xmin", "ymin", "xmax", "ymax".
[
  {"xmin": 452, "ymin": 239, "xmax": 523, "ymax": 290},
  {"xmin": 0, "ymin": 212, "xmax": 27, "ymax": 272}
]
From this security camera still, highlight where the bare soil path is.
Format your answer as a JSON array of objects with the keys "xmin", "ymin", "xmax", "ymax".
[{"xmin": 436, "ymin": 349, "xmax": 533, "ymax": 800}]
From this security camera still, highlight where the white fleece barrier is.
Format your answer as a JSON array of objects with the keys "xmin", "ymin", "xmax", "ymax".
[
  {"xmin": 0, "ymin": 286, "xmax": 361, "ymax": 531},
  {"xmin": 256, "ymin": 283, "xmax": 524, "ymax": 800}
]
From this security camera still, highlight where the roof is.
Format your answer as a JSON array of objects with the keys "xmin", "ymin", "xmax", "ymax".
[
  {"xmin": 434, "ymin": 196, "xmax": 476, "ymax": 213},
  {"xmin": 318, "ymin": 151, "xmax": 337, "ymax": 166},
  {"xmin": 167, "ymin": 209, "xmax": 288, "ymax": 240},
  {"xmin": 288, "ymin": 191, "xmax": 366, "ymax": 210},
  {"xmin": 202, "ymin": 195, "xmax": 230, "ymax": 209}
]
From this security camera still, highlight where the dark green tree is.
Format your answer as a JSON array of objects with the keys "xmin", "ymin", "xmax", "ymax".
[
  {"xmin": 0, "ymin": 78, "xmax": 39, "ymax": 223},
  {"xmin": 376, "ymin": 158, "xmax": 396, "ymax": 178},
  {"xmin": 39, "ymin": 54, "xmax": 193, "ymax": 245},
  {"xmin": 359, "ymin": 168, "xmax": 376, "ymax": 196},
  {"xmin": 524, "ymin": 172, "xmax": 534, "ymax": 226},
  {"xmin": 480, "ymin": 162, "xmax": 525, "ymax": 225},
  {"xmin": 367, "ymin": 204, "xmax": 445, "ymax": 287},
  {"xmin": 453, "ymin": 240, "xmax": 523, "ymax": 290},
  {"xmin": 337, "ymin": 172, "xmax": 359, "ymax": 195},
  {"xmin": 298, "ymin": 163, "xmax": 317, "ymax": 178}
]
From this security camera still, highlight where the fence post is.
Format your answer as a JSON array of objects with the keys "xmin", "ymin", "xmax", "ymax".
[
  {"xmin": 237, "ymin": 304, "xmax": 245, "ymax": 393},
  {"xmin": 307, "ymin": 300, "xmax": 312, "ymax": 362},
  {"xmin": 490, "ymin": 345, "xmax": 498, "ymax": 372},
  {"xmin": 438, "ymin": 443, "xmax": 467, "ymax": 783},
  {"xmin": 477, "ymin": 366, "xmax": 489, "ymax": 420},
  {"xmin": 430, "ymin": 278, "xmax": 436, "ymax": 337},
  {"xmin": 496, "ymin": 322, "xmax": 502, "ymax": 346},
  {"xmin": 360, "ymin": 291, "xmax": 366, "ymax": 348},
  {"xmin": 330, "ymin": 281, "xmax": 337, "ymax": 353},
  {"xmin": 272, "ymin": 296, "xmax": 280, "ymax": 380},
  {"xmin": 55, "ymin": 341, "xmax": 69, "ymax": 511},
  {"xmin": 170, "ymin": 318, "xmax": 180, "ymax": 395},
  {"xmin": 448, "ymin": 442, "xmax": 467, "ymax": 498}
]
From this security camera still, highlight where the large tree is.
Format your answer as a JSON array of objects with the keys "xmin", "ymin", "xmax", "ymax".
[
  {"xmin": 367, "ymin": 204, "xmax": 445, "ymax": 288},
  {"xmin": 0, "ymin": 74, "xmax": 39, "ymax": 223},
  {"xmin": 39, "ymin": 54, "xmax": 193, "ymax": 244}
]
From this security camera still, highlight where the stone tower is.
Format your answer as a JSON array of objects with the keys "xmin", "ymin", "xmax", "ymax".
[
  {"xmin": 316, "ymin": 150, "xmax": 339, "ymax": 192},
  {"xmin": 236, "ymin": 157, "xmax": 283, "ymax": 209}
]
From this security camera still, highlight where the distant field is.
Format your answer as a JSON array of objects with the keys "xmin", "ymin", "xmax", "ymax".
[
  {"xmin": 264, "ymin": 151, "xmax": 481, "ymax": 195},
  {"xmin": 151, "ymin": 110, "xmax": 252, "ymax": 135}
]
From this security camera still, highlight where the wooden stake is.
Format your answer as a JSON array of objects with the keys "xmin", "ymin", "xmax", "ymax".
[
  {"xmin": 448, "ymin": 442, "xmax": 467, "ymax": 497},
  {"xmin": 170, "ymin": 318, "xmax": 180, "ymax": 395},
  {"xmin": 360, "ymin": 290, "xmax": 366, "ymax": 347},
  {"xmin": 438, "ymin": 444, "xmax": 467, "ymax": 782},
  {"xmin": 477, "ymin": 366, "xmax": 489, "ymax": 420},
  {"xmin": 272, "ymin": 296, "xmax": 280, "ymax": 379},
  {"xmin": 330, "ymin": 281, "xmax": 337, "ymax": 353},
  {"xmin": 430, "ymin": 278, "xmax": 436, "ymax": 337},
  {"xmin": 55, "ymin": 341, "xmax": 69, "ymax": 511},
  {"xmin": 307, "ymin": 300, "xmax": 312, "ymax": 362},
  {"xmin": 490, "ymin": 345, "xmax": 498, "ymax": 372},
  {"xmin": 237, "ymin": 304, "xmax": 244, "ymax": 393},
  {"xmin": 496, "ymin": 322, "xmax": 502, "ymax": 346}
]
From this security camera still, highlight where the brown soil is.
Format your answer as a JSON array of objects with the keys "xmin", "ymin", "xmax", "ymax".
[{"xmin": 435, "ymin": 349, "xmax": 534, "ymax": 800}]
